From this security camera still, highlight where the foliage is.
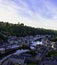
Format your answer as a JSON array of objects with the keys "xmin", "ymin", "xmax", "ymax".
[
  {"xmin": 47, "ymin": 50, "xmax": 57, "ymax": 57},
  {"xmin": 50, "ymin": 37, "xmax": 57, "ymax": 41},
  {"xmin": 26, "ymin": 50, "xmax": 36, "ymax": 56},
  {"xmin": 0, "ymin": 21, "xmax": 57, "ymax": 37},
  {"xmin": 0, "ymin": 32, "xmax": 8, "ymax": 42},
  {"xmin": 19, "ymin": 45, "xmax": 30, "ymax": 49},
  {"xmin": 27, "ymin": 62, "xmax": 36, "ymax": 65}
]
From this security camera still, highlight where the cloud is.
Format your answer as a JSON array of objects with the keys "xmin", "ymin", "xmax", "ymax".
[
  {"xmin": 12, "ymin": 0, "xmax": 55, "ymax": 19},
  {"xmin": 0, "ymin": 0, "xmax": 57, "ymax": 30}
]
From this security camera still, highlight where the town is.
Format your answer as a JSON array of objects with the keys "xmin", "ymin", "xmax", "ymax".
[
  {"xmin": 0, "ymin": 35, "xmax": 57, "ymax": 65},
  {"xmin": 0, "ymin": 0, "xmax": 57, "ymax": 65}
]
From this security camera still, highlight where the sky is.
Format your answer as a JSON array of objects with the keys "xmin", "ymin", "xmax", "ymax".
[{"xmin": 0, "ymin": 0, "xmax": 57, "ymax": 30}]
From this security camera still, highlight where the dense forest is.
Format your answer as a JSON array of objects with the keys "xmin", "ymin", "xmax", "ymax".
[{"xmin": 0, "ymin": 21, "xmax": 57, "ymax": 37}]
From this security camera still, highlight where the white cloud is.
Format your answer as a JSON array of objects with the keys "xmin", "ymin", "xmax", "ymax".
[{"xmin": 0, "ymin": 0, "xmax": 57, "ymax": 30}]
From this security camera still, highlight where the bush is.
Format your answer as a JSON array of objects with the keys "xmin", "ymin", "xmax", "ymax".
[
  {"xmin": 19, "ymin": 45, "xmax": 30, "ymax": 49},
  {"xmin": 0, "ymin": 32, "xmax": 8, "ymax": 42},
  {"xmin": 47, "ymin": 50, "xmax": 57, "ymax": 57},
  {"xmin": 51, "ymin": 37, "xmax": 57, "ymax": 41},
  {"xmin": 26, "ymin": 50, "xmax": 36, "ymax": 56}
]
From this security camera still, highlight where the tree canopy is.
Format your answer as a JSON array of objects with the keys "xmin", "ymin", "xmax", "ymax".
[{"xmin": 0, "ymin": 21, "xmax": 57, "ymax": 37}]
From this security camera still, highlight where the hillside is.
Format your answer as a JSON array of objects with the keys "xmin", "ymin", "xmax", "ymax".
[{"xmin": 0, "ymin": 21, "xmax": 57, "ymax": 37}]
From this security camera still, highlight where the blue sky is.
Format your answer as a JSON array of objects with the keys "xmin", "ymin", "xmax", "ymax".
[{"xmin": 0, "ymin": 0, "xmax": 57, "ymax": 30}]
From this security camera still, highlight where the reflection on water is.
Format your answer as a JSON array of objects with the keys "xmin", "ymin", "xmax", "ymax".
[{"xmin": 31, "ymin": 41, "xmax": 43, "ymax": 46}]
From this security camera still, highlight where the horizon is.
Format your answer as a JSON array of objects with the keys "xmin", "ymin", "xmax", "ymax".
[
  {"xmin": 0, "ymin": 0, "xmax": 57, "ymax": 30},
  {"xmin": 0, "ymin": 21, "xmax": 57, "ymax": 31}
]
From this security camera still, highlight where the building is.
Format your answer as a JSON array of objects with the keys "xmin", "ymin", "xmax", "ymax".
[{"xmin": 42, "ymin": 57, "xmax": 57, "ymax": 65}]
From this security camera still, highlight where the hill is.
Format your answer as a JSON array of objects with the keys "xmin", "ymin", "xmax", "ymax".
[{"xmin": 0, "ymin": 21, "xmax": 57, "ymax": 37}]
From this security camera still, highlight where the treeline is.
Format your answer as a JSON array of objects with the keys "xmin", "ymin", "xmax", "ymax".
[{"xmin": 0, "ymin": 21, "xmax": 57, "ymax": 37}]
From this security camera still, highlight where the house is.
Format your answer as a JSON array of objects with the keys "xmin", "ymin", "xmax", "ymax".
[
  {"xmin": 6, "ymin": 49, "xmax": 37, "ymax": 65},
  {"xmin": 42, "ymin": 38, "xmax": 51, "ymax": 48},
  {"xmin": 21, "ymin": 53, "xmax": 37, "ymax": 63},
  {"xmin": 8, "ymin": 36, "xmax": 18, "ymax": 44},
  {"xmin": 7, "ymin": 54, "xmax": 26, "ymax": 65},
  {"xmin": 42, "ymin": 57, "xmax": 57, "ymax": 65},
  {"xmin": 34, "ymin": 44, "xmax": 48, "ymax": 61},
  {"xmin": 8, "ymin": 38, "xmax": 14, "ymax": 44},
  {"xmin": 0, "ymin": 47, "xmax": 5, "ymax": 54}
]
